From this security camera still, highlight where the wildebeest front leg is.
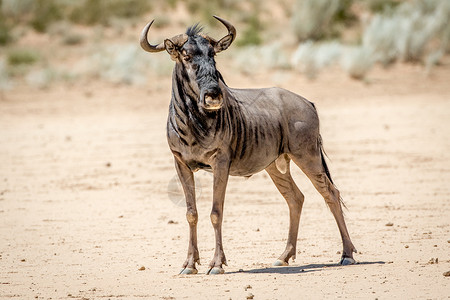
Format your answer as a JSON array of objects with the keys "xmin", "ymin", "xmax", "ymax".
[
  {"xmin": 206, "ymin": 157, "xmax": 230, "ymax": 275},
  {"xmin": 265, "ymin": 159, "xmax": 304, "ymax": 266},
  {"xmin": 174, "ymin": 157, "xmax": 200, "ymax": 275}
]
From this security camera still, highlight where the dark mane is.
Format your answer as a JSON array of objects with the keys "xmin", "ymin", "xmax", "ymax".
[{"xmin": 186, "ymin": 23, "xmax": 203, "ymax": 37}]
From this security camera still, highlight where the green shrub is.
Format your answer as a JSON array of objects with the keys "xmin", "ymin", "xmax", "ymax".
[
  {"xmin": 62, "ymin": 33, "xmax": 84, "ymax": 46},
  {"xmin": 69, "ymin": 0, "xmax": 107, "ymax": 26},
  {"xmin": 166, "ymin": 0, "xmax": 178, "ymax": 9},
  {"xmin": 366, "ymin": 0, "xmax": 400, "ymax": 13},
  {"xmin": 236, "ymin": 13, "xmax": 263, "ymax": 47},
  {"xmin": 153, "ymin": 18, "xmax": 171, "ymax": 29},
  {"xmin": 185, "ymin": 0, "xmax": 239, "ymax": 26},
  {"xmin": 1, "ymin": 0, "xmax": 34, "ymax": 19},
  {"xmin": 334, "ymin": 0, "xmax": 357, "ymax": 25},
  {"xmin": 7, "ymin": 49, "xmax": 39, "ymax": 65},
  {"xmin": 108, "ymin": 0, "xmax": 152, "ymax": 18},
  {"xmin": 0, "ymin": 19, "xmax": 12, "ymax": 45},
  {"xmin": 29, "ymin": 0, "xmax": 63, "ymax": 33},
  {"xmin": 69, "ymin": 0, "xmax": 152, "ymax": 26}
]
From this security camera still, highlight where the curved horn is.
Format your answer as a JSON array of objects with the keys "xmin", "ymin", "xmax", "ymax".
[
  {"xmin": 213, "ymin": 15, "xmax": 236, "ymax": 44},
  {"xmin": 140, "ymin": 20, "xmax": 165, "ymax": 53}
]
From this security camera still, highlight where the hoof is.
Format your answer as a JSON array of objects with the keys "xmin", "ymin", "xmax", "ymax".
[
  {"xmin": 339, "ymin": 257, "xmax": 356, "ymax": 266},
  {"xmin": 179, "ymin": 267, "xmax": 198, "ymax": 275},
  {"xmin": 207, "ymin": 267, "xmax": 225, "ymax": 275},
  {"xmin": 273, "ymin": 259, "xmax": 289, "ymax": 266}
]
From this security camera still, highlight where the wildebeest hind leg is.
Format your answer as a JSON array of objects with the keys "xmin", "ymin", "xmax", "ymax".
[
  {"xmin": 265, "ymin": 157, "xmax": 304, "ymax": 266},
  {"xmin": 291, "ymin": 153, "xmax": 357, "ymax": 265}
]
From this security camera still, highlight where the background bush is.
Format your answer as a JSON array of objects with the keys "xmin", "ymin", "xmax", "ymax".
[
  {"xmin": 7, "ymin": 49, "xmax": 39, "ymax": 66},
  {"xmin": 0, "ymin": 0, "xmax": 449, "ymax": 85}
]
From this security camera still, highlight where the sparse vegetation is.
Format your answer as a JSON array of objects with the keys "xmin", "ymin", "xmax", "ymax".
[
  {"xmin": 291, "ymin": 0, "xmax": 342, "ymax": 41},
  {"xmin": 292, "ymin": 41, "xmax": 342, "ymax": 79},
  {"xmin": 234, "ymin": 44, "xmax": 290, "ymax": 75},
  {"xmin": 290, "ymin": 0, "xmax": 450, "ymax": 79},
  {"xmin": 62, "ymin": 33, "xmax": 84, "ymax": 46},
  {"xmin": 29, "ymin": 0, "xmax": 63, "ymax": 33},
  {"xmin": 1, "ymin": 0, "xmax": 152, "ymax": 32},
  {"xmin": 69, "ymin": 0, "xmax": 152, "ymax": 26},
  {"xmin": 236, "ymin": 12, "xmax": 263, "ymax": 47},
  {"xmin": 0, "ymin": 59, "xmax": 12, "ymax": 94},
  {"xmin": 25, "ymin": 68, "xmax": 55, "ymax": 89},
  {"xmin": 0, "ymin": 0, "xmax": 15, "ymax": 45},
  {"xmin": 366, "ymin": 0, "xmax": 400, "ymax": 13},
  {"xmin": 340, "ymin": 45, "xmax": 374, "ymax": 79},
  {"xmin": 185, "ymin": 0, "xmax": 240, "ymax": 26},
  {"xmin": 7, "ymin": 49, "xmax": 39, "ymax": 66},
  {"xmin": 0, "ymin": 0, "xmax": 449, "ymax": 86},
  {"xmin": 0, "ymin": 19, "xmax": 12, "ymax": 45},
  {"xmin": 362, "ymin": 0, "xmax": 450, "ymax": 64}
]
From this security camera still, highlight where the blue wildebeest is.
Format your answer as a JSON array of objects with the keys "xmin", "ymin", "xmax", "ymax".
[{"xmin": 140, "ymin": 16, "xmax": 357, "ymax": 275}]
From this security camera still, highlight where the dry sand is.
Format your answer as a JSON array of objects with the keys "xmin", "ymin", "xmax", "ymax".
[{"xmin": 1, "ymin": 61, "xmax": 449, "ymax": 299}]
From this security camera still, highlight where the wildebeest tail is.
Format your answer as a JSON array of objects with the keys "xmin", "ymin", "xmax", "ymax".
[
  {"xmin": 318, "ymin": 135, "xmax": 348, "ymax": 210},
  {"xmin": 311, "ymin": 102, "xmax": 333, "ymax": 183},
  {"xmin": 318, "ymin": 135, "xmax": 333, "ymax": 184}
]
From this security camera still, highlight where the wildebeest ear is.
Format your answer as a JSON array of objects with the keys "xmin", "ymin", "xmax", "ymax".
[
  {"xmin": 164, "ymin": 39, "xmax": 179, "ymax": 61},
  {"xmin": 215, "ymin": 35, "xmax": 233, "ymax": 53}
]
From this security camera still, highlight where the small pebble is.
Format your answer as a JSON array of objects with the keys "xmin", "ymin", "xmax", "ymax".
[
  {"xmin": 427, "ymin": 258, "xmax": 438, "ymax": 264},
  {"xmin": 138, "ymin": 266, "xmax": 146, "ymax": 271},
  {"xmin": 385, "ymin": 222, "xmax": 394, "ymax": 227},
  {"xmin": 404, "ymin": 245, "xmax": 409, "ymax": 248},
  {"xmin": 443, "ymin": 271, "xmax": 450, "ymax": 277},
  {"xmin": 244, "ymin": 285, "xmax": 252, "ymax": 291},
  {"xmin": 238, "ymin": 269, "xmax": 244, "ymax": 272},
  {"xmin": 168, "ymin": 220, "xmax": 178, "ymax": 224},
  {"xmin": 246, "ymin": 293, "xmax": 254, "ymax": 299}
]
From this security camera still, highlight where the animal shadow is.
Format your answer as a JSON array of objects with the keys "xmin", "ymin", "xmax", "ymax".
[{"xmin": 231, "ymin": 261, "xmax": 385, "ymax": 275}]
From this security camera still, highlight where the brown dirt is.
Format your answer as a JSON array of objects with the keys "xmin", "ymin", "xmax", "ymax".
[{"xmin": 1, "ymin": 60, "xmax": 450, "ymax": 299}]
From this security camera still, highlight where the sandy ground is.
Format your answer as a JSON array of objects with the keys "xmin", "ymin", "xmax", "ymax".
[{"xmin": 1, "ymin": 61, "xmax": 450, "ymax": 299}]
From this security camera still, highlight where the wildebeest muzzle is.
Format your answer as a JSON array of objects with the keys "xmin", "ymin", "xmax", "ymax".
[{"xmin": 200, "ymin": 86, "xmax": 223, "ymax": 111}]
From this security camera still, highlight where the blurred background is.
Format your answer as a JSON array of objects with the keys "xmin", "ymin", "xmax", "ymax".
[
  {"xmin": 1, "ymin": 3, "xmax": 450, "ymax": 298},
  {"xmin": 0, "ymin": 0, "xmax": 449, "ymax": 91}
]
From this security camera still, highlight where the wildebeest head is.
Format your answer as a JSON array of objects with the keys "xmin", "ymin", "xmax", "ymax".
[{"xmin": 140, "ymin": 16, "xmax": 236, "ymax": 111}]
